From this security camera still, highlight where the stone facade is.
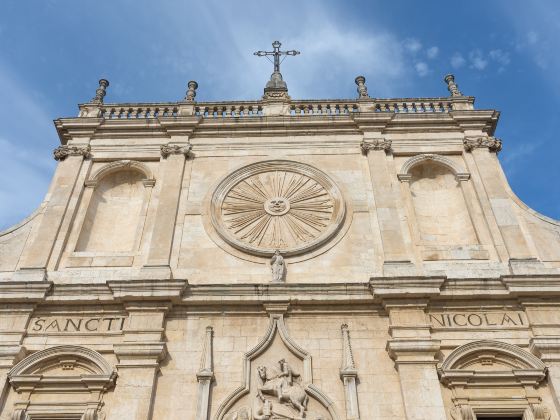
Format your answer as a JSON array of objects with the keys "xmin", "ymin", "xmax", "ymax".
[{"xmin": 1, "ymin": 72, "xmax": 560, "ymax": 420}]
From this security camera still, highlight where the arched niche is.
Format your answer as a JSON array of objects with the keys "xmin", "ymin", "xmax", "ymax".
[
  {"xmin": 215, "ymin": 313, "xmax": 340, "ymax": 420},
  {"xmin": 398, "ymin": 154, "xmax": 489, "ymax": 261},
  {"xmin": 8, "ymin": 345, "xmax": 116, "ymax": 420},
  {"xmin": 439, "ymin": 340, "xmax": 550, "ymax": 420},
  {"xmin": 67, "ymin": 160, "xmax": 155, "ymax": 265}
]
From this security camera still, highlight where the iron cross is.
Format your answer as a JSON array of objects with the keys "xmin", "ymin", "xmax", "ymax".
[{"xmin": 254, "ymin": 41, "xmax": 300, "ymax": 73}]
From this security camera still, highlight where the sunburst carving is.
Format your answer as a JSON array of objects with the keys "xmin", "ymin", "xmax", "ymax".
[{"xmin": 211, "ymin": 161, "xmax": 345, "ymax": 256}]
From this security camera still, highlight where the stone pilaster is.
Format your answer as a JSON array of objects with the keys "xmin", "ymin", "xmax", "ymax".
[
  {"xmin": 385, "ymin": 301, "xmax": 447, "ymax": 420},
  {"xmin": 361, "ymin": 138, "xmax": 415, "ymax": 275},
  {"xmin": 463, "ymin": 136, "xmax": 535, "ymax": 264},
  {"xmin": 143, "ymin": 143, "xmax": 192, "ymax": 277},
  {"xmin": 16, "ymin": 146, "xmax": 90, "ymax": 281},
  {"xmin": 112, "ymin": 302, "xmax": 169, "ymax": 420},
  {"xmin": 195, "ymin": 326, "xmax": 214, "ymax": 420},
  {"xmin": 340, "ymin": 324, "xmax": 360, "ymax": 420}
]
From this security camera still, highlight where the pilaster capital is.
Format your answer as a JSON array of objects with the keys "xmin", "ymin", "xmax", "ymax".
[
  {"xmin": 360, "ymin": 138, "xmax": 392, "ymax": 155},
  {"xmin": 386, "ymin": 338, "xmax": 441, "ymax": 365},
  {"xmin": 463, "ymin": 136, "xmax": 502, "ymax": 153},
  {"xmin": 113, "ymin": 342, "xmax": 167, "ymax": 368},
  {"xmin": 53, "ymin": 144, "xmax": 91, "ymax": 161},
  {"xmin": 160, "ymin": 142, "xmax": 193, "ymax": 159}
]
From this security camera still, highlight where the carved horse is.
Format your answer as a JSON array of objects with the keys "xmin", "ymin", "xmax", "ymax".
[{"xmin": 256, "ymin": 365, "xmax": 309, "ymax": 417}]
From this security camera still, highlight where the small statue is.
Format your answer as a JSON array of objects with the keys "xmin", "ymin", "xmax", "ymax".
[{"xmin": 270, "ymin": 250, "xmax": 286, "ymax": 283}]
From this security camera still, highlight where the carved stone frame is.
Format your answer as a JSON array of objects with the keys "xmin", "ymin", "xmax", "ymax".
[
  {"xmin": 204, "ymin": 159, "xmax": 352, "ymax": 263},
  {"xmin": 439, "ymin": 340, "xmax": 549, "ymax": 419},
  {"xmin": 63, "ymin": 160, "xmax": 156, "ymax": 268},
  {"xmin": 214, "ymin": 311, "xmax": 340, "ymax": 420},
  {"xmin": 397, "ymin": 153, "xmax": 493, "ymax": 261},
  {"xmin": 8, "ymin": 345, "xmax": 117, "ymax": 420}
]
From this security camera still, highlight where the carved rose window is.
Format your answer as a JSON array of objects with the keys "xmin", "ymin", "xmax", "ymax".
[{"xmin": 211, "ymin": 160, "xmax": 345, "ymax": 256}]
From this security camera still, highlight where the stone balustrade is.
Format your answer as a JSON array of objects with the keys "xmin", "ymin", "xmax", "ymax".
[{"xmin": 78, "ymin": 96, "xmax": 471, "ymax": 119}]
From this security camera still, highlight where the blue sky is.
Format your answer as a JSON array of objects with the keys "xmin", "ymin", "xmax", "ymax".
[{"xmin": 1, "ymin": 1, "xmax": 559, "ymax": 230}]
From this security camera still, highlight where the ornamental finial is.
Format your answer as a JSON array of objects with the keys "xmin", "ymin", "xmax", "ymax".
[
  {"xmin": 444, "ymin": 74, "xmax": 463, "ymax": 97},
  {"xmin": 184, "ymin": 80, "xmax": 198, "ymax": 101},
  {"xmin": 355, "ymin": 76, "xmax": 369, "ymax": 99},
  {"xmin": 91, "ymin": 79, "xmax": 109, "ymax": 104}
]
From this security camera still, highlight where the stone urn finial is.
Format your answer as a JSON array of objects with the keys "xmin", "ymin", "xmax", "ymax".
[
  {"xmin": 185, "ymin": 80, "xmax": 198, "ymax": 101},
  {"xmin": 444, "ymin": 74, "xmax": 463, "ymax": 97},
  {"xmin": 91, "ymin": 79, "xmax": 109, "ymax": 104},
  {"xmin": 355, "ymin": 75, "xmax": 369, "ymax": 99}
]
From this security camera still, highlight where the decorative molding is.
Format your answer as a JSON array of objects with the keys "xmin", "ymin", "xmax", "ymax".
[
  {"xmin": 440, "ymin": 340, "xmax": 547, "ymax": 390},
  {"xmin": 53, "ymin": 145, "xmax": 91, "ymax": 161},
  {"xmin": 398, "ymin": 153, "xmax": 470, "ymax": 182},
  {"xmin": 160, "ymin": 142, "xmax": 193, "ymax": 159},
  {"xmin": 360, "ymin": 138, "xmax": 392, "ymax": 154},
  {"xmin": 195, "ymin": 326, "xmax": 214, "ymax": 420},
  {"xmin": 85, "ymin": 159, "xmax": 155, "ymax": 188},
  {"xmin": 8, "ymin": 346, "xmax": 116, "ymax": 420},
  {"xmin": 450, "ymin": 405, "xmax": 475, "ymax": 420},
  {"xmin": 340, "ymin": 324, "xmax": 360, "ymax": 420},
  {"xmin": 463, "ymin": 136, "xmax": 503, "ymax": 153},
  {"xmin": 214, "ymin": 312, "xmax": 340, "ymax": 420},
  {"xmin": 209, "ymin": 160, "xmax": 346, "ymax": 257}
]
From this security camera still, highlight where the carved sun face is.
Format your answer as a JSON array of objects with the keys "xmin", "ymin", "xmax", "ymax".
[{"xmin": 211, "ymin": 161, "xmax": 346, "ymax": 257}]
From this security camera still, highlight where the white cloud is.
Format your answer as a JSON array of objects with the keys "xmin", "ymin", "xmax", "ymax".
[
  {"xmin": 403, "ymin": 38, "xmax": 422, "ymax": 53},
  {"xmin": 415, "ymin": 62, "xmax": 429, "ymax": 77},
  {"xmin": 426, "ymin": 46, "xmax": 439, "ymax": 59},
  {"xmin": 450, "ymin": 52, "xmax": 466, "ymax": 68},
  {"xmin": 489, "ymin": 49, "xmax": 511, "ymax": 66},
  {"xmin": 469, "ymin": 49, "xmax": 488, "ymax": 70}
]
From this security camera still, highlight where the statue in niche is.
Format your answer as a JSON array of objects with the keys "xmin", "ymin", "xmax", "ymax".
[
  {"xmin": 270, "ymin": 250, "xmax": 286, "ymax": 283},
  {"xmin": 256, "ymin": 359, "xmax": 308, "ymax": 417}
]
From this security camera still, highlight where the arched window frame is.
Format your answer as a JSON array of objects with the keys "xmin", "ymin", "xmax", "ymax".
[
  {"xmin": 64, "ymin": 160, "xmax": 156, "ymax": 268},
  {"xmin": 396, "ymin": 153, "xmax": 493, "ymax": 261},
  {"xmin": 8, "ymin": 345, "xmax": 117, "ymax": 420},
  {"xmin": 438, "ymin": 340, "xmax": 550, "ymax": 419}
]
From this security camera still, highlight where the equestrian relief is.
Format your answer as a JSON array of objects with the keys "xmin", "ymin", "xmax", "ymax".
[{"xmin": 224, "ymin": 358, "xmax": 325, "ymax": 420}]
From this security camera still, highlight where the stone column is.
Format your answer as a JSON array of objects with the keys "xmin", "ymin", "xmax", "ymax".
[
  {"xmin": 340, "ymin": 324, "xmax": 360, "ymax": 420},
  {"xmin": 112, "ymin": 302, "xmax": 168, "ymax": 420},
  {"xmin": 143, "ymin": 143, "xmax": 192, "ymax": 278},
  {"xmin": 361, "ymin": 139, "xmax": 416, "ymax": 275},
  {"xmin": 463, "ymin": 137, "xmax": 533, "ymax": 261},
  {"xmin": 385, "ymin": 301, "xmax": 447, "ymax": 420},
  {"xmin": 16, "ymin": 145, "xmax": 90, "ymax": 281}
]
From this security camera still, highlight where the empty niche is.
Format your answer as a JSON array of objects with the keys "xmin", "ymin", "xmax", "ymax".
[
  {"xmin": 409, "ymin": 162, "xmax": 477, "ymax": 247},
  {"xmin": 76, "ymin": 169, "xmax": 147, "ymax": 253}
]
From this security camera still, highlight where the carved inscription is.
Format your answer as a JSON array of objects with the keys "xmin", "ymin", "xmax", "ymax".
[
  {"xmin": 429, "ymin": 312, "xmax": 526, "ymax": 328},
  {"xmin": 29, "ymin": 316, "xmax": 126, "ymax": 333}
]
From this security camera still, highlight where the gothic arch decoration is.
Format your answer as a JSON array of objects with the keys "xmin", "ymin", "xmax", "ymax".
[
  {"xmin": 85, "ymin": 159, "xmax": 155, "ymax": 188},
  {"xmin": 398, "ymin": 153, "xmax": 469, "ymax": 181},
  {"xmin": 8, "ymin": 345, "xmax": 116, "ymax": 420},
  {"xmin": 209, "ymin": 160, "xmax": 347, "ymax": 258},
  {"xmin": 439, "ymin": 340, "xmax": 549, "ymax": 420},
  {"xmin": 214, "ymin": 311, "xmax": 340, "ymax": 420}
]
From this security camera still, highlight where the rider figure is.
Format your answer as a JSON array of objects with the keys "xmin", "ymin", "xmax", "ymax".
[{"xmin": 278, "ymin": 358, "xmax": 293, "ymax": 398}]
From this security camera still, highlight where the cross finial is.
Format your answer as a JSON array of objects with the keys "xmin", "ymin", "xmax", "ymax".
[{"xmin": 254, "ymin": 40, "xmax": 300, "ymax": 74}]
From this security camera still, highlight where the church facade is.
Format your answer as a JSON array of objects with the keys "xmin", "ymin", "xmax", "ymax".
[{"xmin": 1, "ymin": 52, "xmax": 560, "ymax": 420}]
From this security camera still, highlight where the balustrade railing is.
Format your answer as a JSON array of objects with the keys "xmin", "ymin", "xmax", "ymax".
[{"xmin": 87, "ymin": 97, "xmax": 460, "ymax": 119}]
